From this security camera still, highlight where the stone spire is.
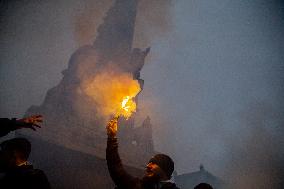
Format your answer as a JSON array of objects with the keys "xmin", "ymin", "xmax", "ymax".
[{"xmin": 93, "ymin": 0, "xmax": 138, "ymax": 62}]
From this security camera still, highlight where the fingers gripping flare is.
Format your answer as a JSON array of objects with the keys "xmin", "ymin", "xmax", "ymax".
[{"xmin": 106, "ymin": 116, "xmax": 119, "ymax": 138}]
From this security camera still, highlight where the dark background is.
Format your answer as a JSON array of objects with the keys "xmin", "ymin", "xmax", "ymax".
[{"xmin": 1, "ymin": 0, "xmax": 284, "ymax": 188}]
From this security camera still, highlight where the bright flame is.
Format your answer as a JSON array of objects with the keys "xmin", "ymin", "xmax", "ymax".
[
  {"xmin": 82, "ymin": 71, "xmax": 140, "ymax": 120},
  {"xmin": 118, "ymin": 95, "xmax": 136, "ymax": 119},
  {"xmin": 122, "ymin": 96, "xmax": 130, "ymax": 112}
]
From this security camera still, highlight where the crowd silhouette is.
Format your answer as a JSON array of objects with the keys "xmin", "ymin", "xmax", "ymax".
[{"xmin": 0, "ymin": 115, "xmax": 214, "ymax": 189}]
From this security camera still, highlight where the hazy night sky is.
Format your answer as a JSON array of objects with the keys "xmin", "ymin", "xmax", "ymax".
[{"xmin": 1, "ymin": 0, "xmax": 284, "ymax": 188}]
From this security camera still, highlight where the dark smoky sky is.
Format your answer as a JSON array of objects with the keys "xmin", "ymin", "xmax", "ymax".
[
  {"xmin": 138, "ymin": 0, "xmax": 284, "ymax": 188},
  {"xmin": 1, "ymin": 0, "xmax": 284, "ymax": 188}
]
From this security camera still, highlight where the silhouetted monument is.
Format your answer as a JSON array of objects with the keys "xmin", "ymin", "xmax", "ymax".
[
  {"xmin": 22, "ymin": 0, "xmax": 154, "ymax": 167},
  {"xmin": 17, "ymin": 0, "xmax": 155, "ymax": 188}
]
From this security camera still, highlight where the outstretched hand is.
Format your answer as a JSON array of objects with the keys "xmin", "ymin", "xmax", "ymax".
[
  {"xmin": 106, "ymin": 117, "xmax": 118, "ymax": 138},
  {"xmin": 17, "ymin": 115, "xmax": 43, "ymax": 131}
]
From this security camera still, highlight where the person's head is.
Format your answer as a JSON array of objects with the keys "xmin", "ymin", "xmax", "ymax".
[
  {"xmin": 143, "ymin": 154, "xmax": 174, "ymax": 182},
  {"xmin": 194, "ymin": 183, "xmax": 213, "ymax": 189},
  {"xmin": 0, "ymin": 138, "xmax": 31, "ymax": 171}
]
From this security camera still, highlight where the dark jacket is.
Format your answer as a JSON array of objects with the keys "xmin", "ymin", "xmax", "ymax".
[
  {"xmin": 106, "ymin": 137, "xmax": 180, "ymax": 189},
  {"xmin": 0, "ymin": 164, "xmax": 51, "ymax": 189},
  {"xmin": 0, "ymin": 118, "xmax": 19, "ymax": 137}
]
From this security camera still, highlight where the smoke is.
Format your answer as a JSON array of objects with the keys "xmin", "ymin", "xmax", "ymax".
[
  {"xmin": 219, "ymin": 101, "xmax": 284, "ymax": 189},
  {"xmin": 80, "ymin": 65, "xmax": 141, "ymax": 119},
  {"xmin": 134, "ymin": 0, "xmax": 174, "ymax": 48},
  {"xmin": 138, "ymin": 1, "xmax": 284, "ymax": 189},
  {"xmin": 73, "ymin": 0, "xmax": 113, "ymax": 46},
  {"xmin": 1, "ymin": 0, "xmax": 283, "ymax": 189}
]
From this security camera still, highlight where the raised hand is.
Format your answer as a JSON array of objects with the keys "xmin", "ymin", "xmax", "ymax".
[{"xmin": 17, "ymin": 115, "xmax": 43, "ymax": 131}]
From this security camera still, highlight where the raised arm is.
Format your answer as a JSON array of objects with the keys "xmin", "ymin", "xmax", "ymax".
[
  {"xmin": 0, "ymin": 115, "xmax": 42, "ymax": 137},
  {"xmin": 106, "ymin": 118, "xmax": 138, "ymax": 189}
]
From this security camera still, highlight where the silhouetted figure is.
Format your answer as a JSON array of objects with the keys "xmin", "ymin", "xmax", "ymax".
[
  {"xmin": 194, "ymin": 183, "xmax": 213, "ymax": 189},
  {"xmin": 0, "ymin": 115, "xmax": 42, "ymax": 137},
  {"xmin": 0, "ymin": 137, "xmax": 50, "ymax": 189},
  {"xmin": 0, "ymin": 115, "xmax": 50, "ymax": 188},
  {"xmin": 106, "ymin": 118, "xmax": 180, "ymax": 189}
]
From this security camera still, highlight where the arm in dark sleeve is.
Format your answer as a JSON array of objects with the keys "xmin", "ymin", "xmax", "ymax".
[
  {"xmin": 23, "ymin": 168, "xmax": 51, "ymax": 189},
  {"xmin": 0, "ymin": 118, "xmax": 18, "ymax": 137},
  {"xmin": 31, "ymin": 169, "xmax": 51, "ymax": 189},
  {"xmin": 106, "ymin": 137, "xmax": 138, "ymax": 189}
]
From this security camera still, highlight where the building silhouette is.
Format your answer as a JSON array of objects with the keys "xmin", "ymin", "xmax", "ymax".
[
  {"xmin": 174, "ymin": 165, "xmax": 226, "ymax": 189},
  {"xmin": 17, "ymin": 0, "xmax": 155, "ymax": 188}
]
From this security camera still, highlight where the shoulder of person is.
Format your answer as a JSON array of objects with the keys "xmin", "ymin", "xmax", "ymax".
[
  {"xmin": 24, "ymin": 168, "xmax": 47, "ymax": 178},
  {"xmin": 161, "ymin": 182, "xmax": 180, "ymax": 189}
]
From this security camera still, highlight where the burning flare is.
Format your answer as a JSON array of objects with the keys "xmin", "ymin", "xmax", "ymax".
[
  {"xmin": 82, "ymin": 71, "xmax": 140, "ymax": 120},
  {"xmin": 117, "ymin": 95, "xmax": 136, "ymax": 119}
]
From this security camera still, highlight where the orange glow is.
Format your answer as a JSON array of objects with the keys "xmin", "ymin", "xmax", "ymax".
[{"xmin": 82, "ymin": 71, "xmax": 140, "ymax": 120}]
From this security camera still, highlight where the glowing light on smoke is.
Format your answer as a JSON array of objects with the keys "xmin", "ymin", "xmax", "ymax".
[{"xmin": 82, "ymin": 71, "xmax": 140, "ymax": 120}]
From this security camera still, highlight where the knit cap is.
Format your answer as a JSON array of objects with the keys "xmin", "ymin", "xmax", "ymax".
[{"xmin": 149, "ymin": 154, "xmax": 174, "ymax": 179}]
